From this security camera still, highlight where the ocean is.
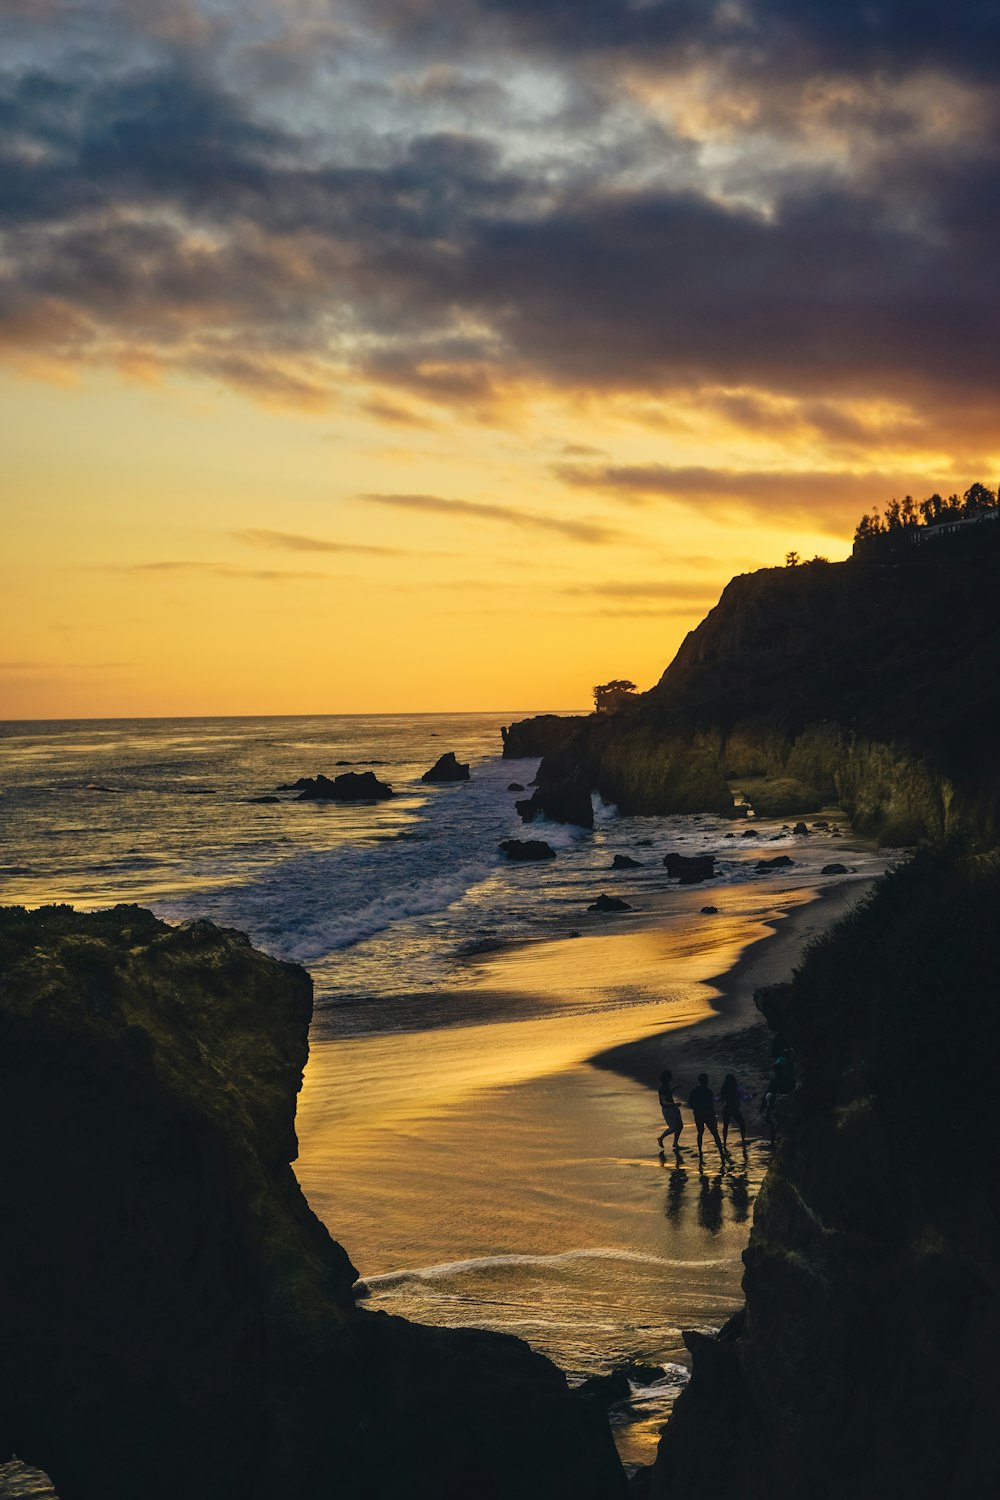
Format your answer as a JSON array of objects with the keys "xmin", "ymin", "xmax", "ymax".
[{"xmin": 0, "ymin": 712, "xmax": 889, "ymax": 1482}]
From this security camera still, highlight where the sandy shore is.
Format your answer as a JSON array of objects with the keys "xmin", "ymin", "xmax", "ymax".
[{"xmin": 591, "ymin": 876, "xmax": 877, "ymax": 1094}]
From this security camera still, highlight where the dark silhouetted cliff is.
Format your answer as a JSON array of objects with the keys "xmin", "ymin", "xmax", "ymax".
[
  {"xmin": 504, "ymin": 550, "xmax": 1000, "ymax": 841},
  {"xmin": 648, "ymin": 849, "xmax": 1000, "ymax": 1500},
  {"xmin": 0, "ymin": 905, "xmax": 625, "ymax": 1500}
]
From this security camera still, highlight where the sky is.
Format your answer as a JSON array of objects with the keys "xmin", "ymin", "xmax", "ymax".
[{"xmin": 3, "ymin": 0, "xmax": 999, "ymax": 717}]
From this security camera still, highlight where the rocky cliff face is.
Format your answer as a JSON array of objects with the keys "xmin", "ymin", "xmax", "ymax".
[
  {"xmin": 648, "ymin": 850, "xmax": 1000, "ymax": 1500},
  {"xmin": 505, "ymin": 550, "xmax": 1000, "ymax": 840},
  {"xmin": 0, "ymin": 905, "xmax": 625, "ymax": 1500}
]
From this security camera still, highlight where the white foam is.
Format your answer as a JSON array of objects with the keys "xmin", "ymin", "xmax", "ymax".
[{"xmin": 362, "ymin": 1247, "xmax": 740, "ymax": 1288}]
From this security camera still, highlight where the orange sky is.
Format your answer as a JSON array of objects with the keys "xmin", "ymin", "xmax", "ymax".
[{"xmin": 3, "ymin": 0, "xmax": 996, "ymax": 718}]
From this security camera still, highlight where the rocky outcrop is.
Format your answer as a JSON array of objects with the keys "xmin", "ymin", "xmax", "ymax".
[
  {"xmin": 500, "ymin": 550, "xmax": 1000, "ymax": 843},
  {"xmin": 515, "ymin": 753, "xmax": 594, "ymax": 830},
  {"xmin": 285, "ymin": 771, "xmax": 394, "ymax": 801},
  {"xmin": 588, "ymin": 894, "xmax": 633, "ymax": 912},
  {"xmin": 662, "ymin": 853, "xmax": 715, "ymax": 884},
  {"xmin": 498, "ymin": 839, "xmax": 557, "ymax": 861},
  {"xmin": 650, "ymin": 850, "xmax": 1000, "ymax": 1500},
  {"xmin": 421, "ymin": 752, "xmax": 470, "ymax": 783},
  {"xmin": 0, "ymin": 906, "xmax": 624, "ymax": 1500},
  {"xmin": 611, "ymin": 854, "xmax": 642, "ymax": 869}
]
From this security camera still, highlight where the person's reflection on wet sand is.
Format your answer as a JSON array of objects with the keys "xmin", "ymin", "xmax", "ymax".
[
  {"xmin": 727, "ymin": 1170, "xmax": 750, "ymax": 1223},
  {"xmin": 697, "ymin": 1166, "xmax": 725, "ymax": 1234},
  {"xmin": 664, "ymin": 1162, "xmax": 688, "ymax": 1224}
]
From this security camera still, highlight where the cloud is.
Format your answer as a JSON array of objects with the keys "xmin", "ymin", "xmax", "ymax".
[
  {"xmin": 233, "ymin": 528, "xmax": 406, "ymax": 556},
  {"xmin": 359, "ymin": 492, "xmax": 623, "ymax": 543},
  {"xmin": 105, "ymin": 561, "xmax": 335, "ymax": 580},
  {"xmin": 555, "ymin": 462, "xmax": 941, "ymax": 532},
  {"xmin": 1, "ymin": 0, "xmax": 999, "ymax": 469},
  {"xmin": 561, "ymin": 578, "xmax": 720, "ymax": 601}
]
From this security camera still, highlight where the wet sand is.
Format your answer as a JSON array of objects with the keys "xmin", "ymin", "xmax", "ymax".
[{"xmin": 294, "ymin": 870, "xmax": 876, "ymax": 1470}]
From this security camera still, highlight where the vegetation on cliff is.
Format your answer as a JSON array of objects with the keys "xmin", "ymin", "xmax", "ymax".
[{"xmin": 505, "ymin": 541, "xmax": 1000, "ymax": 840}]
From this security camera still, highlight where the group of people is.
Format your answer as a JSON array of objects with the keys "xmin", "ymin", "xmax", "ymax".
[
  {"xmin": 656, "ymin": 1069, "xmax": 750, "ymax": 1162},
  {"xmin": 657, "ymin": 1046, "xmax": 796, "ymax": 1159}
]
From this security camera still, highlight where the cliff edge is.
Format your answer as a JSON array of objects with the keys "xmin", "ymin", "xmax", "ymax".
[
  {"xmin": 504, "ymin": 549, "xmax": 1000, "ymax": 841},
  {"xmin": 648, "ymin": 849, "xmax": 1000, "ymax": 1499},
  {"xmin": 0, "ymin": 904, "xmax": 625, "ymax": 1500}
]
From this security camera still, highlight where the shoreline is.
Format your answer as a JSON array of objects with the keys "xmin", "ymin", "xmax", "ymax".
[{"xmin": 588, "ymin": 875, "xmax": 877, "ymax": 1095}]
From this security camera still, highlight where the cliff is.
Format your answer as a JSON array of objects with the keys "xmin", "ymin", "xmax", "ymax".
[
  {"xmin": 0, "ymin": 904, "xmax": 625, "ymax": 1500},
  {"xmin": 648, "ymin": 848, "xmax": 1000, "ymax": 1499},
  {"xmin": 504, "ymin": 550, "xmax": 1000, "ymax": 840}
]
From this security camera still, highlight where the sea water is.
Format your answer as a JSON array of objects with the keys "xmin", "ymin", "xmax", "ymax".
[{"xmin": 0, "ymin": 713, "xmax": 889, "ymax": 1480}]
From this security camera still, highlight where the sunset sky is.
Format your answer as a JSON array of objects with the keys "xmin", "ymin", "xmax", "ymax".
[{"xmin": 3, "ymin": 0, "xmax": 998, "ymax": 717}]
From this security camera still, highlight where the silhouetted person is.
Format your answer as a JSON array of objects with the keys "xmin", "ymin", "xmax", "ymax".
[
  {"xmin": 720, "ymin": 1072, "xmax": 747, "ymax": 1147},
  {"xmin": 688, "ymin": 1073, "xmax": 727, "ymax": 1163},
  {"xmin": 657, "ymin": 1068, "xmax": 683, "ymax": 1152}
]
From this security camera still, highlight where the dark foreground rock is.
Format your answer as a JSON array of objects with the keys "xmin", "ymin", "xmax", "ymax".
[
  {"xmin": 662, "ymin": 853, "xmax": 715, "ymax": 883},
  {"xmin": 650, "ymin": 850, "xmax": 1000, "ymax": 1500},
  {"xmin": 498, "ymin": 839, "xmax": 557, "ymax": 861},
  {"xmin": 755, "ymin": 855, "xmax": 794, "ymax": 871},
  {"xmin": 421, "ymin": 752, "xmax": 470, "ymax": 783},
  {"xmin": 588, "ymin": 894, "xmax": 633, "ymax": 912},
  {"xmin": 286, "ymin": 771, "xmax": 394, "ymax": 801},
  {"xmin": 0, "ymin": 906, "xmax": 624, "ymax": 1500},
  {"xmin": 507, "ymin": 782, "xmax": 526, "ymax": 792},
  {"xmin": 821, "ymin": 863, "xmax": 849, "ymax": 875},
  {"xmin": 611, "ymin": 854, "xmax": 642, "ymax": 869}
]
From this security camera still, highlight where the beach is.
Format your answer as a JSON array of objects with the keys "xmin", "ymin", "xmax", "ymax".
[{"xmin": 295, "ymin": 867, "xmax": 877, "ymax": 1470}]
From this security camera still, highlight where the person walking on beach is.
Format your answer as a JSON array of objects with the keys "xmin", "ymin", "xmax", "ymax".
[
  {"xmin": 657, "ymin": 1069, "xmax": 683, "ymax": 1152},
  {"xmin": 720, "ymin": 1072, "xmax": 747, "ymax": 1148},
  {"xmin": 688, "ymin": 1073, "xmax": 728, "ymax": 1163}
]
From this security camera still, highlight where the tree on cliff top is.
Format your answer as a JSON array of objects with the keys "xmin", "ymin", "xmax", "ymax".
[{"xmin": 593, "ymin": 679, "xmax": 638, "ymax": 714}]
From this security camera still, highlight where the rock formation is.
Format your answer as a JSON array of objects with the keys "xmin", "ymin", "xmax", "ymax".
[
  {"xmin": 662, "ymin": 853, "xmax": 715, "ymax": 884},
  {"xmin": 611, "ymin": 854, "xmax": 642, "ymax": 869},
  {"xmin": 587, "ymin": 894, "xmax": 633, "ymax": 912},
  {"xmin": 515, "ymin": 752, "xmax": 594, "ymax": 830},
  {"xmin": 281, "ymin": 771, "xmax": 394, "ymax": 801},
  {"xmin": 421, "ymin": 752, "xmax": 470, "ymax": 783},
  {"xmin": 502, "ymin": 548, "xmax": 1000, "ymax": 843},
  {"xmin": 498, "ymin": 839, "xmax": 557, "ymax": 861},
  {"xmin": 0, "ymin": 906, "xmax": 623, "ymax": 1500},
  {"xmin": 649, "ymin": 850, "xmax": 1000, "ymax": 1500}
]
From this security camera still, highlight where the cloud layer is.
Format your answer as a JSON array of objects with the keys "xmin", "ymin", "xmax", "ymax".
[{"xmin": 3, "ymin": 0, "xmax": 998, "ymax": 528}]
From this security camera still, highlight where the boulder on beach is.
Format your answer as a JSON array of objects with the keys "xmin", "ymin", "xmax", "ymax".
[
  {"xmin": 611, "ymin": 854, "xmax": 642, "ymax": 869},
  {"xmin": 741, "ymin": 829, "xmax": 756, "ymax": 838},
  {"xmin": 291, "ymin": 772, "xmax": 394, "ymax": 802},
  {"xmin": 588, "ymin": 893, "xmax": 633, "ymax": 913},
  {"xmin": 498, "ymin": 839, "xmax": 556, "ymax": 861},
  {"xmin": 421, "ymin": 752, "xmax": 470, "ymax": 784},
  {"xmin": 821, "ymin": 863, "xmax": 850, "ymax": 875},
  {"xmin": 507, "ymin": 782, "xmax": 525, "ymax": 792},
  {"xmin": 242, "ymin": 796, "xmax": 280, "ymax": 804},
  {"xmin": 755, "ymin": 855, "xmax": 795, "ymax": 871},
  {"xmin": 792, "ymin": 822, "xmax": 810, "ymax": 835},
  {"xmin": 701, "ymin": 906, "xmax": 719, "ymax": 915},
  {"xmin": 577, "ymin": 1361, "xmax": 666, "ymax": 1408},
  {"xmin": 663, "ymin": 852, "xmax": 716, "ymax": 884}
]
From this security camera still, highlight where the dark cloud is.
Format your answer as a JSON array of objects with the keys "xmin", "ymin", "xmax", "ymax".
[
  {"xmin": 360, "ymin": 492, "xmax": 623, "ymax": 543},
  {"xmin": 1, "ymin": 1, "xmax": 998, "ymax": 457},
  {"xmin": 368, "ymin": 0, "xmax": 1000, "ymax": 84}
]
